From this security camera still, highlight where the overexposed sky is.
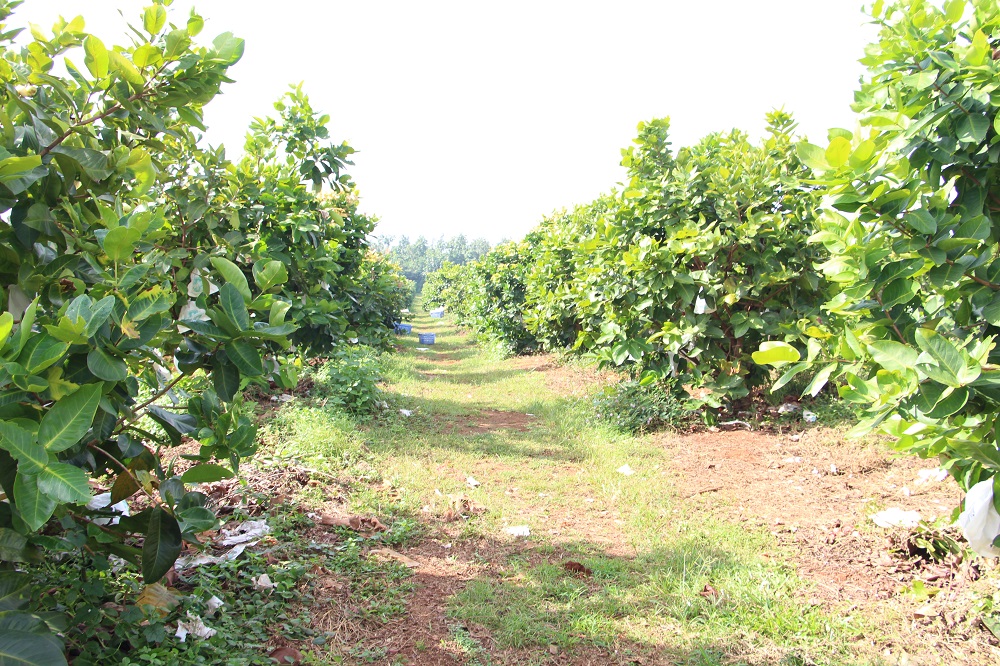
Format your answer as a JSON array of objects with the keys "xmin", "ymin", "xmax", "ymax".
[{"xmin": 12, "ymin": 1, "xmax": 878, "ymax": 242}]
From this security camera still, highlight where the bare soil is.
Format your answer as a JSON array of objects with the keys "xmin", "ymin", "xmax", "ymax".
[
  {"xmin": 443, "ymin": 408, "xmax": 538, "ymax": 435},
  {"xmin": 651, "ymin": 428, "xmax": 999, "ymax": 663}
]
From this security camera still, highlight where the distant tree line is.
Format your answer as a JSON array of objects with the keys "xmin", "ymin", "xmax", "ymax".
[{"xmin": 374, "ymin": 234, "xmax": 494, "ymax": 291}]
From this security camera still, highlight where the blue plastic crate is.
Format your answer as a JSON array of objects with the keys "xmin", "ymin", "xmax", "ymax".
[
  {"xmin": 418, "ymin": 333, "xmax": 436, "ymax": 345},
  {"xmin": 394, "ymin": 323, "xmax": 412, "ymax": 334}
]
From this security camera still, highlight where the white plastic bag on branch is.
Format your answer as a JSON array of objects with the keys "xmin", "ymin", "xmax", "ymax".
[{"xmin": 956, "ymin": 479, "xmax": 1000, "ymax": 558}]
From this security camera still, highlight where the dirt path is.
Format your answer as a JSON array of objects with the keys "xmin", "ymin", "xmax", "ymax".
[{"xmin": 302, "ymin": 315, "xmax": 1000, "ymax": 665}]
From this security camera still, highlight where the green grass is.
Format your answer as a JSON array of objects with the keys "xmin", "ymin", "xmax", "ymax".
[{"xmin": 264, "ymin": 309, "xmax": 888, "ymax": 665}]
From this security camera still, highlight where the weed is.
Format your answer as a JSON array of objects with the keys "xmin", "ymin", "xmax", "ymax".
[
  {"xmin": 24, "ymin": 499, "xmax": 417, "ymax": 665},
  {"xmin": 260, "ymin": 404, "xmax": 365, "ymax": 467},
  {"xmin": 311, "ymin": 345, "xmax": 388, "ymax": 415},
  {"xmin": 592, "ymin": 379, "xmax": 690, "ymax": 433},
  {"xmin": 894, "ymin": 520, "xmax": 966, "ymax": 563}
]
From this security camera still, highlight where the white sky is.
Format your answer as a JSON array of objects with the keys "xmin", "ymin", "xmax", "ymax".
[{"xmin": 13, "ymin": 1, "xmax": 879, "ymax": 242}]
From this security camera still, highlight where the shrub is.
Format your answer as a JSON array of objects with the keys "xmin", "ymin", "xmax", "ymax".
[
  {"xmin": 0, "ymin": 3, "xmax": 408, "ymax": 659},
  {"xmin": 755, "ymin": 0, "xmax": 1000, "ymax": 500}
]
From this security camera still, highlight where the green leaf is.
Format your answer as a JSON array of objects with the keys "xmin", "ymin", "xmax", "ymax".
[
  {"xmin": 85, "ymin": 297, "xmax": 116, "ymax": 338},
  {"xmin": 177, "ymin": 506, "xmax": 218, "ymax": 535},
  {"xmin": 10, "ymin": 375, "xmax": 47, "ymax": 394},
  {"xmin": 225, "ymin": 340, "xmax": 263, "ymax": 376},
  {"xmin": 101, "ymin": 226, "xmax": 140, "ymax": 262},
  {"xmin": 0, "ymin": 156, "xmax": 43, "ymax": 183},
  {"xmin": 944, "ymin": 0, "xmax": 964, "ymax": 22},
  {"xmin": 125, "ymin": 147, "xmax": 155, "ymax": 195},
  {"xmin": 0, "ymin": 312, "xmax": 13, "ymax": 349},
  {"xmin": 126, "ymin": 291, "xmax": 171, "ymax": 322},
  {"xmin": 0, "ymin": 572, "xmax": 31, "ymax": 611},
  {"xmin": 611, "ymin": 343, "xmax": 629, "ymax": 366},
  {"xmin": 803, "ymin": 363, "xmax": 837, "ymax": 397},
  {"xmin": 994, "ymin": 476, "xmax": 1000, "ymax": 517},
  {"xmin": 12, "ymin": 301, "xmax": 38, "ymax": 358},
  {"xmin": 142, "ymin": 507, "xmax": 182, "ymax": 583},
  {"xmin": 211, "ymin": 257, "xmax": 251, "ymax": 301},
  {"xmin": 252, "ymin": 260, "xmax": 288, "ymax": 292},
  {"xmin": 83, "ymin": 35, "xmax": 109, "ymax": 78},
  {"xmin": 638, "ymin": 371, "xmax": 658, "ymax": 387},
  {"xmin": 0, "ymin": 611, "xmax": 52, "ymax": 636},
  {"xmin": 37, "ymin": 383, "xmax": 101, "ymax": 453},
  {"xmin": 49, "ymin": 146, "xmax": 113, "ymax": 181},
  {"xmin": 880, "ymin": 279, "xmax": 918, "ymax": 308},
  {"xmin": 212, "ymin": 354, "xmax": 239, "ymax": 401},
  {"xmin": 926, "ymin": 386, "xmax": 970, "ymax": 418},
  {"xmin": 796, "ymin": 142, "xmax": 830, "ymax": 171},
  {"xmin": 0, "ymin": 629, "xmax": 67, "ymax": 666},
  {"xmin": 904, "ymin": 209, "xmax": 937, "ymax": 235},
  {"xmin": 146, "ymin": 406, "xmax": 198, "ymax": 445},
  {"xmin": 0, "ymin": 529, "xmax": 29, "ymax": 563},
  {"xmin": 849, "ymin": 140, "xmax": 876, "ymax": 167},
  {"xmin": 957, "ymin": 215, "xmax": 991, "ymax": 241},
  {"xmin": 181, "ymin": 464, "xmax": 235, "ymax": 484},
  {"xmin": 983, "ymin": 291, "xmax": 1000, "ymax": 326},
  {"xmin": 16, "ymin": 336, "xmax": 67, "ymax": 375},
  {"xmin": 771, "ymin": 362, "xmax": 810, "ymax": 392},
  {"xmin": 0, "ymin": 423, "xmax": 45, "ymax": 473},
  {"xmin": 131, "ymin": 44, "xmax": 162, "ymax": 69},
  {"xmin": 825, "ymin": 137, "xmax": 852, "ymax": 168},
  {"xmin": 269, "ymin": 301, "xmax": 291, "ymax": 326},
  {"xmin": 752, "ymin": 341, "xmax": 800, "ymax": 365},
  {"xmin": 143, "ymin": 5, "xmax": 167, "ymax": 34},
  {"xmin": 87, "ymin": 347, "xmax": 128, "ymax": 382},
  {"xmin": 108, "ymin": 51, "xmax": 143, "ymax": 86},
  {"xmin": 868, "ymin": 341, "xmax": 919, "ymax": 373},
  {"xmin": 967, "ymin": 29, "xmax": 989, "ymax": 66},
  {"xmin": 12, "ymin": 473, "xmax": 56, "ymax": 532},
  {"xmin": 219, "ymin": 283, "xmax": 250, "ymax": 331},
  {"xmin": 957, "ymin": 114, "xmax": 989, "ymax": 144},
  {"xmin": 36, "ymin": 463, "xmax": 91, "ymax": 504},
  {"xmin": 876, "ymin": 258, "xmax": 924, "ymax": 286},
  {"xmin": 914, "ymin": 329, "xmax": 979, "ymax": 386},
  {"xmin": 901, "ymin": 71, "xmax": 938, "ymax": 91},
  {"xmin": 187, "ymin": 13, "xmax": 205, "ymax": 36},
  {"xmin": 210, "ymin": 32, "xmax": 245, "ymax": 65}
]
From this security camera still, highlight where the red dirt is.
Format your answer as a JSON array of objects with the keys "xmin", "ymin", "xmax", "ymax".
[
  {"xmin": 443, "ymin": 409, "xmax": 538, "ymax": 435},
  {"xmin": 652, "ymin": 428, "xmax": 999, "ymax": 663}
]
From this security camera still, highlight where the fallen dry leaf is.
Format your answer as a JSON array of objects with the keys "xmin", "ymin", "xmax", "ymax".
[
  {"xmin": 318, "ymin": 513, "xmax": 386, "ymax": 531},
  {"xmin": 563, "ymin": 561, "xmax": 593, "ymax": 576},
  {"xmin": 699, "ymin": 584, "xmax": 720, "ymax": 600},
  {"xmin": 447, "ymin": 493, "xmax": 486, "ymax": 516},
  {"xmin": 137, "ymin": 583, "xmax": 182, "ymax": 616},
  {"xmin": 368, "ymin": 548, "xmax": 421, "ymax": 568},
  {"xmin": 268, "ymin": 647, "xmax": 303, "ymax": 664}
]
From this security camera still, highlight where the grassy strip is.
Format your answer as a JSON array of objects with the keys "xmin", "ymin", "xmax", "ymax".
[{"xmin": 270, "ymin": 310, "xmax": 880, "ymax": 665}]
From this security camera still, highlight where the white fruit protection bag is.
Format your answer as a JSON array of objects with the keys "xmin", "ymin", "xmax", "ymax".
[{"xmin": 957, "ymin": 478, "xmax": 1000, "ymax": 557}]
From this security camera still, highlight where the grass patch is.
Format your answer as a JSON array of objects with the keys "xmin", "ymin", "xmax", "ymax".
[{"xmin": 450, "ymin": 525, "xmax": 860, "ymax": 664}]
